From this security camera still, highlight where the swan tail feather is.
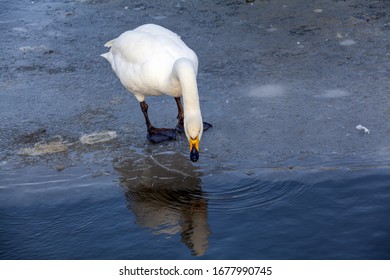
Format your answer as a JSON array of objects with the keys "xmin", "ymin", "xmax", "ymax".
[
  {"xmin": 104, "ymin": 39, "xmax": 115, "ymax": 48},
  {"xmin": 100, "ymin": 51, "xmax": 113, "ymax": 64}
]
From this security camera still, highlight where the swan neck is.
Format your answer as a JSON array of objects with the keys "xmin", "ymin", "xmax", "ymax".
[{"xmin": 173, "ymin": 58, "xmax": 200, "ymax": 114}]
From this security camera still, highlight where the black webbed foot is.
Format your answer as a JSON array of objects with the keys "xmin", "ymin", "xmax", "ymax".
[
  {"xmin": 147, "ymin": 128, "xmax": 177, "ymax": 143},
  {"xmin": 203, "ymin": 122, "xmax": 212, "ymax": 131},
  {"xmin": 175, "ymin": 123, "xmax": 185, "ymax": 133}
]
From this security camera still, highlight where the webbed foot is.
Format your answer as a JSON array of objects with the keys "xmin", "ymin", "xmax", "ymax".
[
  {"xmin": 203, "ymin": 122, "xmax": 212, "ymax": 131},
  {"xmin": 175, "ymin": 122, "xmax": 185, "ymax": 133},
  {"xmin": 147, "ymin": 128, "xmax": 177, "ymax": 143}
]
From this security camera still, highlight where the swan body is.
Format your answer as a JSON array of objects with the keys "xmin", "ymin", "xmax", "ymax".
[{"xmin": 101, "ymin": 24, "xmax": 209, "ymax": 161}]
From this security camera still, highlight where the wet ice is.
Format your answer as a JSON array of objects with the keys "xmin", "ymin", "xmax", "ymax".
[
  {"xmin": 248, "ymin": 84, "xmax": 286, "ymax": 98},
  {"xmin": 340, "ymin": 39, "xmax": 356, "ymax": 46},
  {"xmin": 18, "ymin": 137, "xmax": 69, "ymax": 156},
  {"xmin": 321, "ymin": 89, "xmax": 350, "ymax": 98},
  {"xmin": 80, "ymin": 131, "xmax": 118, "ymax": 145}
]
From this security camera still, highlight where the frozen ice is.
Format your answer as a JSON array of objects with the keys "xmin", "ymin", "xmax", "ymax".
[
  {"xmin": 322, "ymin": 89, "xmax": 350, "ymax": 98},
  {"xmin": 340, "ymin": 39, "xmax": 356, "ymax": 46},
  {"xmin": 248, "ymin": 84, "xmax": 286, "ymax": 98},
  {"xmin": 2, "ymin": 0, "xmax": 390, "ymax": 172},
  {"xmin": 80, "ymin": 131, "xmax": 117, "ymax": 145},
  {"xmin": 18, "ymin": 139, "xmax": 69, "ymax": 156},
  {"xmin": 19, "ymin": 45, "xmax": 48, "ymax": 52},
  {"xmin": 152, "ymin": 15, "xmax": 167, "ymax": 20},
  {"xmin": 266, "ymin": 26, "xmax": 278, "ymax": 33},
  {"xmin": 356, "ymin": 125, "xmax": 370, "ymax": 134},
  {"xmin": 12, "ymin": 27, "xmax": 28, "ymax": 32}
]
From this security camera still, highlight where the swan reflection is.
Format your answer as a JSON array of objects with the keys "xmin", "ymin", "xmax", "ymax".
[{"xmin": 115, "ymin": 152, "xmax": 210, "ymax": 256}]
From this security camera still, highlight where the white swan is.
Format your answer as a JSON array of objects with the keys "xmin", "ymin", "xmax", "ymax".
[{"xmin": 101, "ymin": 24, "xmax": 211, "ymax": 162}]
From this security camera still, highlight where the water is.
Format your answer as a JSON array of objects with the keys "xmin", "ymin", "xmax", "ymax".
[{"xmin": 1, "ymin": 158, "xmax": 389, "ymax": 259}]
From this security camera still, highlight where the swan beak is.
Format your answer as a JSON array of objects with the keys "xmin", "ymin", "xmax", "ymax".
[{"xmin": 190, "ymin": 137, "xmax": 199, "ymax": 162}]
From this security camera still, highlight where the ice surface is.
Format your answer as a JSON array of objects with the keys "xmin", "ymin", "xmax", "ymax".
[
  {"xmin": 80, "ymin": 131, "xmax": 118, "ymax": 145},
  {"xmin": 266, "ymin": 26, "xmax": 278, "ymax": 33},
  {"xmin": 322, "ymin": 89, "xmax": 350, "ymax": 98},
  {"xmin": 1, "ymin": 0, "xmax": 389, "ymax": 169},
  {"xmin": 18, "ymin": 138, "xmax": 69, "ymax": 156},
  {"xmin": 12, "ymin": 27, "xmax": 28, "ymax": 32},
  {"xmin": 248, "ymin": 84, "xmax": 286, "ymax": 98},
  {"xmin": 151, "ymin": 15, "xmax": 167, "ymax": 20},
  {"xmin": 340, "ymin": 39, "xmax": 356, "ymax": 46},
  {"xmin": 19, "ymin": 45, "xmax": 49, "ymax": 52}
]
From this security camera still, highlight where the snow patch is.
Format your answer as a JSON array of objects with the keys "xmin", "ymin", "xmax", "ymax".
[
  {"xmin": 322, "ymin": 89, "xmax": 350, "ymax": 98},
  {"xmin": 340, "ymin": 39, "xmax": 356, "ymax": 46},
  {"xmin": 19, "ymin": 45, "xmax": 49, "ymax": 52},
  {"xmin": 13, "ymin": 27, "xmax": 28, "ymax": 32},
  {"xmin": 266, "ymin": 26, "xmax": 278, "ymax": 32},
  {"xmin": 356, "ymin": 125, "xmax": 370, "ymax": 134},
  {"xmin": 80, "ymin": 131, "xmax": 117, "ymax": 145},
  {"xmin": 151, "ymin": 15, "xmax": 167, "ymax": 20},
  {"xmin": 18, "ymin": 138, "xmax": 69, "ymax": 156},
  {"xmin": 248, "ymin": 84, "xmax": 286, "ymax": 98}
]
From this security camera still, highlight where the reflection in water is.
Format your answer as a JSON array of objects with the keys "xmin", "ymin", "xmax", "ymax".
[{"xmin": 115, "ymin": 152, "xmax": 210, "ymax": 256}]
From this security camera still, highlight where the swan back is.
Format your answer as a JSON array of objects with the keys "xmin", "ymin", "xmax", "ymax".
[{"xmin": 101, "ymin": 24, "xmax": 198, "ymax": 99}]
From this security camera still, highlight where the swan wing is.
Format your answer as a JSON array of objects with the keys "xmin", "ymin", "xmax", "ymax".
[
  {"xmin": 101, "ymin": 24, "xmax": 198, "ymax": 96},
  {"xmin": 104, "ymin": 24, "xmax": 197, "ymax": 68}
]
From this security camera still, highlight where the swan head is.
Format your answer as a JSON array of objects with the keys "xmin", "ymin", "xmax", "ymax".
[{"xmin": 184, "ymin": 115, "xmax": 203, "ymax": 162}]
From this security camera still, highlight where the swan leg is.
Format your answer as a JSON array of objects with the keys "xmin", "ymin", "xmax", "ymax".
[
  {"xmin": 140, "ymin": 101, "xmax": 177, "ymax": 143},
  {"xmin": 174, "ymin": 97, "xmax": 185, "ymax": 133},
  {"xmin": 140, "ymin": 101, "xmax": 153, "ymax": 130}
]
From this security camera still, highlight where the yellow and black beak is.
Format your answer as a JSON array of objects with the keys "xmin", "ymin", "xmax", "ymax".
[{"xmin": 189, "ymin": 136, "xmax": 200, "ymax": 162}]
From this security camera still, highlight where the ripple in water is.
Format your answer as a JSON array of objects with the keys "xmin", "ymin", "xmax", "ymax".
[{"xmin": 202, "ymin": 172, "xmax": 307, "ymax": 214}]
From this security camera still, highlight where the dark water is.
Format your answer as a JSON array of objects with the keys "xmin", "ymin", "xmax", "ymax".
[{"xmin": 1, "ymin": 156, "xmax": 389, "ymax": 260}]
